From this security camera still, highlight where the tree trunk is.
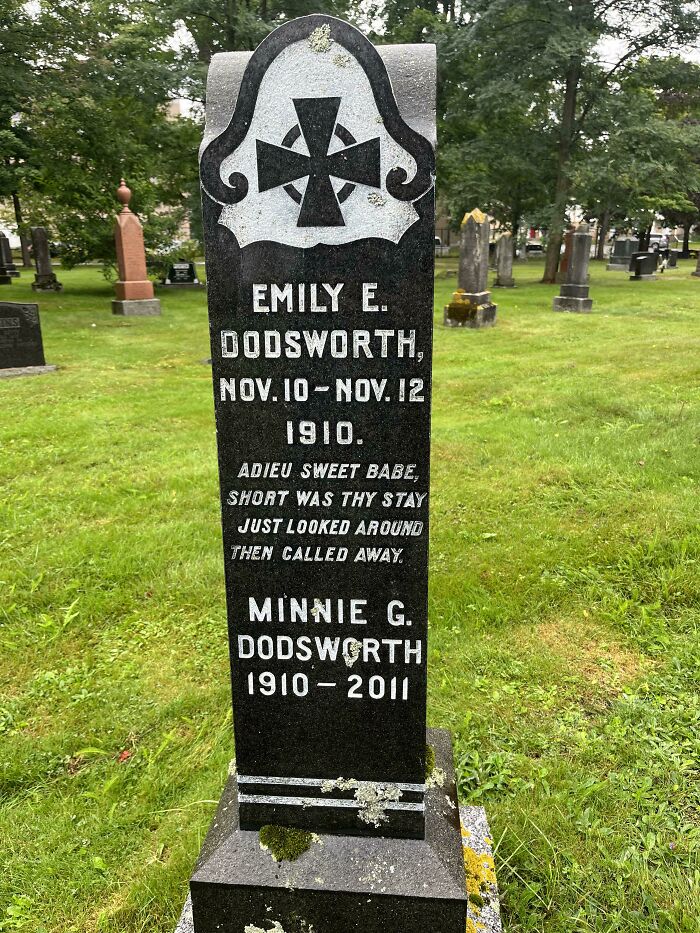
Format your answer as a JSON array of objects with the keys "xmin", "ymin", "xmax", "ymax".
[
  {"xmin": 11, "ymin": 191, "xmax": 32, "ymax": 267},
  {"xmin": 596, "ymin": 205, "xmax": 610, "ymax": 261},
  {"xmin": 542, "ymin": 58, "xmax": 581, "ymax": 283}
]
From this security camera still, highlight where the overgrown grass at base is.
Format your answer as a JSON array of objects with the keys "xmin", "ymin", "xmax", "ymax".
[{"xmin": 1, "ymin": 260, "xmax": 699, "ymax": 932}]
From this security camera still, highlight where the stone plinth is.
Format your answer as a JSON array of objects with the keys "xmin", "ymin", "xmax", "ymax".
[
  {"xmin": 445, "ymin": 209, "xmax": 497, "ymax": 327},
  {"xmin": 553, "ymin": 223, "xmax": 593, "ymax": 313},
  {"xmin": 184, "ymin": 731, "xmax": 468, "ymax": 933},
  {"xmin": 30, "ymin": 227, "xmax": 62, "ymax": 291},
  {"xmin": 113, "ymin": 180, "xmax": 161, "ymax": 316},
  {"xmin": 494, "ymin": 233, "xmax": 514, "ymax": 287},
  {"xmin": 692, "ymin": 252, "xmax": 700, "ymax": 277}
]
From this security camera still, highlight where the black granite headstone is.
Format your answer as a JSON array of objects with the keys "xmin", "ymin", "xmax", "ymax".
[
  {"xmin": 31, "ymin": 227, "xmax": 62, "ymax": 291},
  {"xmin": 0, "ymin": 235, "xmax": 20, "ymax": 281},
  {"xmin": 629, "ymin": 251, "xmax": 658, "ymax": 280},
  {"xmin": 162, "ymin": 260, "xmax": 203, "ymax": 287},
  {"xmin": 185, "ymin": 14, "xmax": 470, "ymax": 933},
  {"xmin": 0, "ymin": 301, "xmax": 46, "ymax": 368}
]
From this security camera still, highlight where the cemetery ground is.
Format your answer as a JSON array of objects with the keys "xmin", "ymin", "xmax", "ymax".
[{"xmin": 1, "ymin": 259, "xmax": 699, "ymax": 933}]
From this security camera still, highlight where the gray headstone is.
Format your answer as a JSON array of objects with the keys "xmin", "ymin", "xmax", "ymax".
[
  {"xmin": 553, "ymin": 223, "xmax": 593, "ymax": 312},
  {"xmin": 494, "ymin": 233, "xmax": 515, "ymax": 288},
  {"xmin": 30, "ymin": 227, "xmax": 62, "ymax": 291},
  {"xmin": 693, "ymin": 252, "xmax": 700, "ymax": 277},
  {"xmin": 607, "ymin": 236, "xmax": 639, "ymax": 270},
  {"xmin": 186, "ymin": 14, "xmax": 475, "ymax": 933},
  {"xmin": 444, "ymin": 209, "xmax": 496, "ymax": 327}
]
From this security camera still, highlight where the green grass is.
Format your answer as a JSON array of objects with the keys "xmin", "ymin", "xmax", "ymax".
[{"xmin": 1, "ymin": 259, "xmax": 699, "ymax": 932}]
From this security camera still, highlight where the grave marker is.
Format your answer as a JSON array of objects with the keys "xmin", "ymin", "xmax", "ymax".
[
  {"xmin": 30, "ymin": 227, "xmax": 62, "ymax": 291},
  {"xmin": 0, "ymin": 235, "xmax": 20, "ymax": 281},
  {"xmin": 494, "ymin": 232, "xmax": 515, "ymax": 287},
  {"xmin": 444, "ymin": 209, "xmax": 497, "ymax": 327},
  {"xmin": 177, "ymin": 14, "xmax": 497, "ymax": 933},
  {"xmin": 112, "ymin": 180, "xmax": 161, "ymax": 316},
  {"xmin": 161, "ymin": 260, "xmax": 203, "ymax": 288},
  {"xmin": 0, "ymin": 301, "xmax": 56, "ymax": 377},
  {"xmin": 553, "ymin": 223, "xmax": 593, "ymax": 313},
  {"xmin": 629, "ymin": 251, "xmax": 658, "ymax": 281},
  {"xmin": 607, "ymin": 235, "xmax": 639, "ymax": 271}
]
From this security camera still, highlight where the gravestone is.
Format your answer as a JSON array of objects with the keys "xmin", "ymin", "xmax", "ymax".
[
  {"xmin": 629, "ymin": 251, "xmax": 658, "ymax": 281},
  {"xmin": 0, "ymin": 301, "xmax": 56, "ymax": 377},
  {"xmin": 176, "ymin": 14, "xmax": 500, "ymax": 933},
  {"xmin": 556, "ymin": 227, "xmax": 575, "ymax": 282},
  {"xmin": 519, "ymin": 238, "xmax": 529, "ymax": 261},
  {"xmin": 668, "ymin": 249, "xmax": 678, "ymax": 268},
  {"xmin": 112, "ymin": 180, "xmax": 161, "ymax": 316},
  {"xmin": 693, "ymin": 252, "xmax": 700, "ymax": 277},
  {"xmin": 553, "ymin": 223, "xmax": 593, "ymax": 313},
  {"xmin": 0, "ymin": 235, "xmax": 20, "ymax": 281},
  {"xmin": 161, "ymin": 260, "xmax": 203, "ymax": 288},
  {"xmin": 494, "ymin": 232, "xmax": 515, "ymax": 287},
  {"xmin": 444, "ymin": 209, "xmax": 497, "ymax": 327},
  {"xmin": 607, "ymin": 236, "xmax": 639, "ymax": 271},
  {"xmin": 30, "ymin": 227, "xmax": 62, "ymax": 291}
]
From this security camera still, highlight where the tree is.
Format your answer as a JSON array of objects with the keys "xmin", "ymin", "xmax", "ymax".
[{"xmin": 437, "ymin": 0, "xmax": 700, "ymax": 281}]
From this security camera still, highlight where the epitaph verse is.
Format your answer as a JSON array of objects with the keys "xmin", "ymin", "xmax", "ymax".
[{"xmin": 201, "ymin": 15, "xmax": 436, "ymax": 838}]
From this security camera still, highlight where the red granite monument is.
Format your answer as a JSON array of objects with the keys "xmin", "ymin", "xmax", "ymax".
[{"xmin": 112, "ymin": 180, "xmax": 161, "ymax": 316}]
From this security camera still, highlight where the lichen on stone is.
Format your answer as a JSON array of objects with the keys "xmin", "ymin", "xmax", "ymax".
[
  {"xmin": 463, "ymin": 842, "xmax": 497, "ymax": 913},
  {"xmin": 425, "ymin": 744, "xmax": 446, "ymax": 788},
  {"xmin": 259, "ymin": 824, "xmax": 314, "ymax": 862},
  {"xmin": 320, "ymin": 777, "xmax": 402, "ymax": 826},
  {"xmin": 343, "ymin": 639, "xmax": 362, "ymax": 668},
  {"xmin": 367, "ymin": 192, "xmax": 387, "ymax": 207},
  {"xmin": 333, "ymin": 52, "xmax": 351, "ymax": 67},
  {"xmin": 245, "ymin": 923, "xmax": 287, "ymax": 933},
  {"xmin": 308, "ymin": 24, "xmax": 333, "ymax": 52}
]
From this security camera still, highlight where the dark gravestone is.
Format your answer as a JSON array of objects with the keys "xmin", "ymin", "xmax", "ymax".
[
  {"xmin": 668, "ymin": 249, "xmax": 678, "ymax": 268},
  {"xmin": 161, "ymin": 260, "xmax": 203, "ymax": 288},
  {"xmin": 553, "ymin": 223, "xmax": 593, "ymax": 313},
  {"xmin": 0, "ymin": 301, "xmax": 56, "ymax": 376},
  {"xmin": 31, "ymin": 227, "xmax": 62, "ymax": 291},
  {"xmin": 629, "ymin": 251, "xmax": 658, "ymax": 281},
  {"xmin": 0, "ymin": 235, "xmax": 20, "ymax": 281},
  {"xmin": 179, "ymin": 14, "xmax": 491, "ymax": 933},
  {"xmin": 607, "ymin": 236, "xmax": 639, "ymax": 270}
]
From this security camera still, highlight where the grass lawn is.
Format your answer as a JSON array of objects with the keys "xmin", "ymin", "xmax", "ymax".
[{"xmin": 1, "ymin": 258, "xmax": 699, "ymax": 932}]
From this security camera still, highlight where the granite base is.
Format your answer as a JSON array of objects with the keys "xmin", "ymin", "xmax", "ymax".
[
  {"xmin": 553, "ymin": 296, "xmax": 593, "ymax": 313},
  {"xmin": 112, "ymin": 299, "xmax": 162, "ymax": 316},
  {"xmin": 177, "ymin": 729, "xmax": 471, "ymax": 933},
  {"xmin": 174, "ymin": 798, "xmax": 501, "ymax": 933},
  {"xmin": 0, "ymin": 364, "xmax": 58, "ymax": 379},
  {"xmin": 629, "ymin": 274, "xmax": 656, "ymax": 282},
  {"xmin": 444, "ymin": 301, "xmax": 497, "ymax": 328},
  {"xmin": 692, "ymin": 270, "xmax": 700, "ymax": 277},
  {"xmin": 606, "ymin": 262, "xmax": 629, "ymax": 271}
]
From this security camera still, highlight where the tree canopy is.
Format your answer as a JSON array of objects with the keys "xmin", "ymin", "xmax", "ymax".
[{"xmin": 2, "ymin": 0, "xmax": 700, "ymax": 271}]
